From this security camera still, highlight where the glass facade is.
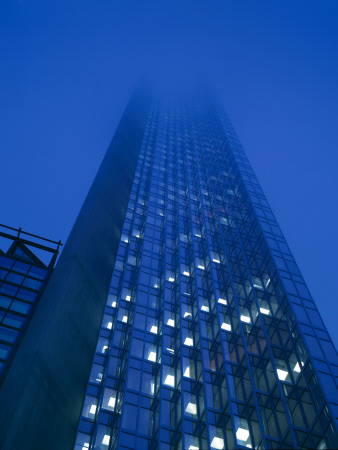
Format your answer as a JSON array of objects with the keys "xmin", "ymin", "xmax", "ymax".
[
  {"xmin": 74, "ymin": 95, "xmax": 338, "ymax": 449},
  {"xmin": 0, "ymin": 226, "xmax": 60, "ymax": 382}
]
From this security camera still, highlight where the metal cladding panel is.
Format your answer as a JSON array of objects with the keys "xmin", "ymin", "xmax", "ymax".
[{"xmin": 0, "ymin": 88, "xmax": 150, "ymax": 450}]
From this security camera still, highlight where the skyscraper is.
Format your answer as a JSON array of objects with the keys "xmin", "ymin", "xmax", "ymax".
[
  {"xmin": 72, "ymin": 90, "xmax": 338, "ymax": 450},
  {"xmin": 0, "ymin": 88, "xmax": 337, "ymax": 450}
]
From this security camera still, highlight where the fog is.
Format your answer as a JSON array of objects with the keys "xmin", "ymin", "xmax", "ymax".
[{"xmin": 1, "ymin": 1, "xmax": 338, "ymax": 344}]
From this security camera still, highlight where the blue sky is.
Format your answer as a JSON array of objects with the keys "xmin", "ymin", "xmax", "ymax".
[{"xmin": 1, "ymin": 0, "xmax": 338, "ymax": 345}]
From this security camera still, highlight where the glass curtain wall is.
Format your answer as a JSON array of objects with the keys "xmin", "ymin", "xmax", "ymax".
[{"xmin": 74, "ymin": 96, "xmax": 338, "ymax": 450}]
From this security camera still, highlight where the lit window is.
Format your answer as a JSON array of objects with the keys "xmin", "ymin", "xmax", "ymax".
[
  {"xmin": 198, "ymin": 264, "xmax": 205, "ymax": 270},
  {"xmin": 152, "ymin": 275, "xmax": 160, "ymax": 289},
  {"xmin": 240, "ymin": 315, "xmax": 251, "ymax": 323},
  {"xmin": 183, "ymin": 311, "xmax": 192, "ymax": 319},
  {"xmin": 108, "ymin": 397, "xmax": 115, "ymax": 408},
  {"xmin": 236, "ymin": 428, "xmax": 249, "ymax": 442},
  {"xmin": 167, "ymin": 348, "xmax": 174, "ymax": 354},
  {"xmin": 183, "ymin": 271, "xmax": 190, "ymax": 277},
  {"xmin": 260, "ymin": 307, "xmax": 270, "ymax": 315},
  {"xmin": 294, "ymin": 362, "xmax": 301, "ymax": 373},
  {"xmin": 148, "ymin": 351, "xmax": 156, "ymax": 362},
  {"xmin": 82, "ymin": 395, "xmax": 97, "ymax": 419},
  {"xmin": 150, "ymin": 325, "xmax": 158, "ymax": 334},
  {"xmin": 102, "ymin": 435, "xmax": 110, "ymax": 446},
  {"xmin": 127, "ymin": 255, "xmax": 137, "ymax": 266},
  {"xmin": 164, "ymin": 374, "xmax": 175, "ymax": 387},
  {"xmin": 167, "ymin": 318, "xmax": 175, "ymax": 327},
  {"xmin": 90, "ymin": 365, "xmax": 103, "ymax": 384},
  {"xmin": 122, "ymin": 288, "xmax": 131, "ymax": 301},
  {"xmin": 188, "ymin": 446, "xmax": 199, "ymax": 450},
  {"xmin": 220, "ymin": 217, "xmax": 228, "ymax": 226},
  {"xmin": 185, "ymin": 402, "xmax": 197, "ymax": 415},
  {"xmin": 218, "ymin": 298, "xmax": 227, "ymax": 305},
  {"xmin": 221, "ymin": 323, "xmax": 231, "ymax": 331},
  {"xmin": 180, "ymin": 233, "xmax": 188, "ymax": 242},
  {"xmin": 184, "ymin": 337, "xmax": 193, "ymax": 346},
  {"xmin": 184, "ymin": 366, "xmax": 190, "ymax": 378},
  {"xmin": 253, "ymin": 278, "xmax": 263, "ymax": 290},
  {"xmin": 102, "ymin": 314, "xmax": 114, "ymax": 330},
  {"xmin": 168, "ymin": 277, "xmax": 175, "ymax": 283},
  {"xmin": 108, "ymin": 293, "xmax": 117, "ymax": 308},
  {"xmin": 201, "ymin": 305, "xmax": 209, "ymax": 312},
  {"xmin": 277, "ymin": 369, "xmax": 288, "ymax": 381},
  {"xmin": 211, "ymin": 437, "xmax": 225, "ymax": 449},
  {"xmin": 122, "ymin": 315, "xmax": 128, "ymax": 323},
  {"xmin": 102, "ymin": 345, "xmax": 108, "ymax": 353},
  {"xmin": 213, "ymin": 258, "xmax": 220, "ymax": 264}
]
